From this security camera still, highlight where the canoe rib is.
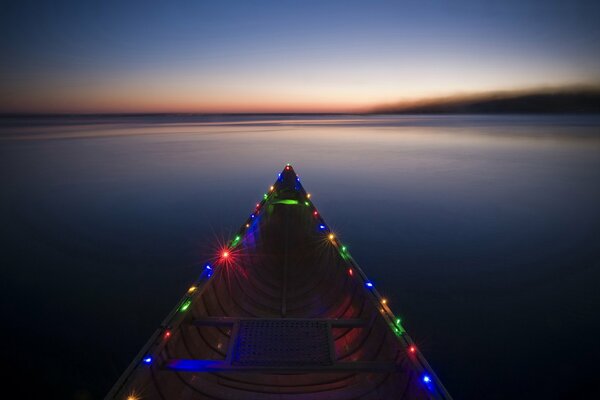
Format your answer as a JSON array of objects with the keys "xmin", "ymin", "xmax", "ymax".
[{"xmin": 106, "ymin": 165, "xmax": 452, "ymax": 400}]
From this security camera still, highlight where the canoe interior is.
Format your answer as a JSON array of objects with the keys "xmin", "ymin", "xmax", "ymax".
[{"xmin": 107, "ymin": 166, "xmax": 451, "ymax": 400}]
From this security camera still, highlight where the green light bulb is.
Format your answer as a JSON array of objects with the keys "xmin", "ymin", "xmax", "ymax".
[{"xmin": 180, "ymin": 299, "xmax": 192, "ymax": 312}]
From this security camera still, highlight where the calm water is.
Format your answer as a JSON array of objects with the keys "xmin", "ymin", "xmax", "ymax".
[{"xmin": 1, "ymin": 115, "xmax": 599, "ymax": 399}]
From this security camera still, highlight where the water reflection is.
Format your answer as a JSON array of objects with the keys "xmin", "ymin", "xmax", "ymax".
[{"xmin": 0, "ymin": 115, "xmax": 599, "ymax": 399}]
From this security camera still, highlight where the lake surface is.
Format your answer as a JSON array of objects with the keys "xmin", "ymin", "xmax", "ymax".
[{"xmin": 1, "ymin": 115, "xmax": 599, "ymax": 399}]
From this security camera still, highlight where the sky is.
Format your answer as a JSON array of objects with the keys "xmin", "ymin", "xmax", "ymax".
[{"xmin": 1, "ymin": 0, "xmax": 599, "ymax": 113}]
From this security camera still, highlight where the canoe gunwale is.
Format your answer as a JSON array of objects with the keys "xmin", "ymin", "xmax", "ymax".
[{"xmin": 105, "ymin": 266, "xmax": 221, "ymax": 399}]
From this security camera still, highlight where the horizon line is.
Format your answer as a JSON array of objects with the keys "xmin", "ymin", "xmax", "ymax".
[{"xmin": 3, "ymin": 86, "xmax": 600, "ymax": 117}]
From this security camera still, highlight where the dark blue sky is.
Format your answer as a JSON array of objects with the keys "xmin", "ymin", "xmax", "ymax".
[{"xmin": 1, "ymin": 0, "xmax": 599, "ymax": 112}]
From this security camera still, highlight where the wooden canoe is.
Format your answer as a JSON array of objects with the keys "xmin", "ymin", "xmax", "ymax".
[{"xmin": 107, "ymin": 165, "xmax": 452, "ymax": 400}]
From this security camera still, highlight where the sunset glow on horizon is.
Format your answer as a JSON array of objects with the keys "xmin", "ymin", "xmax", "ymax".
[{"xmin": 1, "ymin": 0, "xmax": 599, "ymax": 114}]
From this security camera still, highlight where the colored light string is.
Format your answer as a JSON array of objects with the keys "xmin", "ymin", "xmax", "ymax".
[{"xmin": 137, "ymin": 164, "xmax": 440, "ymax": 395}]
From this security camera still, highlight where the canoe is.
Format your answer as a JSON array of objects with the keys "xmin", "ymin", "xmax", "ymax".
[{"xmin": 107, "ymin": 165, "xmax": 452, "ymax": 400}]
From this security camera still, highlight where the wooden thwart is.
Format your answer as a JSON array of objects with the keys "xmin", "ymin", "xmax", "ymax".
[
  {"xmin": 163, "ymin": 359, "xmax": 401, "ymax": 373},
  {"xmin": 191, "ymin": 317, "xmax": 368, "ymax": 327}
]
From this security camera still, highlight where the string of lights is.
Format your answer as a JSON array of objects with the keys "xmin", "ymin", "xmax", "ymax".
[{"xmin": 134, "ymin": 164, "xmax": 444, "ymax": 397}]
